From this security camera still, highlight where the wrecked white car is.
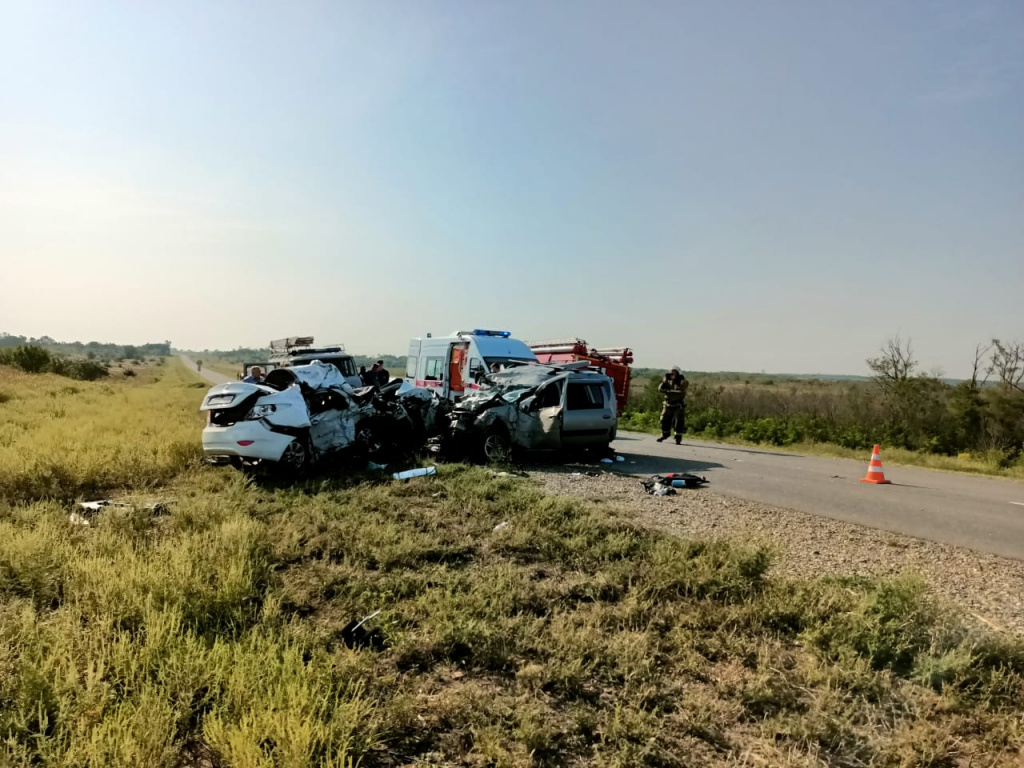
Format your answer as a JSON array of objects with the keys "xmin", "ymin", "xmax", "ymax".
[
  {"xmin": 201, "ymin": 362, "xmax": 401, "ymax": 472},
  {"xmin": 434, "ymin": 362, "xmax": 618, "ymax": 462}
]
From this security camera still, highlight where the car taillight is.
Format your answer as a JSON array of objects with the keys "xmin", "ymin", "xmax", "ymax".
[{"xmin": 237, "ymin": 440, "xmax": 255, "ymax": 446}]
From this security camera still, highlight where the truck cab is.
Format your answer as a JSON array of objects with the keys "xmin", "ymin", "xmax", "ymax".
[
  {"xmin": 265, "ymin": 336, "xmax": 362, "ymax": 388},
  {"xmin": 406, "ymin": 329, "xmax": 538, "ymax": 401}
]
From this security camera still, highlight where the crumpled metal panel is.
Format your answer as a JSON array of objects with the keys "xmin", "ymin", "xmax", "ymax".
[
  {"xmin": 274, "ymin": 362, "xmax": 349, "ymax": 391},
  {"xmin": 308, "ymin": 408, "xmax": 361, "ymax": 454},
  {"xmin": 259, "ymin": 384, "xmax": 313, "ymax": 429},
  {"xmin": 486, "ymin": 365, "xmax": 575, "ymax": 391}
]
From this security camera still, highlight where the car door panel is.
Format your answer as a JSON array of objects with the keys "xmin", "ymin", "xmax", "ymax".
[{"xmin": 561, "ymin": 380, "xmax": 615, "ymax": 446}]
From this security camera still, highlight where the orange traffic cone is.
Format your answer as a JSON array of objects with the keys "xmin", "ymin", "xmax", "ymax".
[{"xmin": 860, "ymin": 444, "xmax": 892, "ymax": 484}]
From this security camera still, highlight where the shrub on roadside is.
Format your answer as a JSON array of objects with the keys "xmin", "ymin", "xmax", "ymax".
[{"xmin": 0, "ymin": 346, "xmax": 108, "ymax": 381}]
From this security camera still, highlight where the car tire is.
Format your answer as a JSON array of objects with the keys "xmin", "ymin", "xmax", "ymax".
[
  {"xmin": 356, "ymin": 422, "xmax": 388, "ymax": 463},
  {"xmin": 480, "ymin": 427, "xmax": 512, "ymax": 464},
  {"xmin": 278, "ymin": 437, "xmax": 310, "ymax": 475}
]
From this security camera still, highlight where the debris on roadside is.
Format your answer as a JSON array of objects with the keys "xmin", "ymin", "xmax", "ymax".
[
  {"xmin": 367, "ymin": 461, "xmax": 389, "ymax": 471},
  {"xmin": 662, "ymin": 472, "xmax": 709, "ymax": 489},
  {"xmin": 641, "ymin": 473, "xmax": 709, "ymax": 495},
  {"xmin": 339, "ymin": 610, "xmax": 387, "ymax": 651},
  {"xmin": 493, "ymin": 521, "xmax": 510, "ymax": 532},
  {"xmin": 600, "ymin": 458, "xmax": 614, "ymax": 464},
  {"xmin": 393, "ymin": 466, "xmax": 437, "ymax": 480},
  {"xmin": 70, "ymin": 499, "xmax": 170, "ymax": 526}
]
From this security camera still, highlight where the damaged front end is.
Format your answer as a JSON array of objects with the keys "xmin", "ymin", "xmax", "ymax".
[{"xmin": 431, "ymin": 362, "xmax": 616, "ymax": 463}]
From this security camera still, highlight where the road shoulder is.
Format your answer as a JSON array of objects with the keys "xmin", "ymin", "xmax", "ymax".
[{"xmin": 533, "ymin": 467, "xmax": 1024, "ymax": 635}]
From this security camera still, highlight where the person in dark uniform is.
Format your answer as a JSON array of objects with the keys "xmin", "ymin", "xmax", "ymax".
[
  {"xmin": 375, "ymin": 359, "xmax": 390, "ymax": 387},
  {"xmin": 657, "ymin": 366, "xmax": 688, "ymax": 444}
]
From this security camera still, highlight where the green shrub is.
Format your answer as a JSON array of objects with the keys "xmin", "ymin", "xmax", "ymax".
[{"xmin": 0, "ymin": 346, "xmax": 53, "ymax": 373}]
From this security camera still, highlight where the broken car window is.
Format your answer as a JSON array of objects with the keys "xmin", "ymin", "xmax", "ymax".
[
  {"xmin": 567, "ymin": 382, "xmax": 606, "ymax": 410},
  {"xmin": 535, "ymin": 381, "xmax": 563, "ymax": 409}
]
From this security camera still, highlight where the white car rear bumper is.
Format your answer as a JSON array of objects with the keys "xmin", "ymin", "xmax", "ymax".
[{"xmin": 202, "ymin": 421, "xmax": 296, "ymax": 463}]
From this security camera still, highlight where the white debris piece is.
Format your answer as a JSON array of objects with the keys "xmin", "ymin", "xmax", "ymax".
[{"xmin": 393, "ymin": 466, "xmax": 437, "ymax": 480}]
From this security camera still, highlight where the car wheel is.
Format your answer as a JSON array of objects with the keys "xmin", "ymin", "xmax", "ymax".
[
  {"xmin": 356, "ymin": 422, "xmax": 388, "ymax": 462},
  {"xmin": 480, "ymin": 428, "xmax": 512, "ymax": 464},
  {"xmin": 278, "ymin": 438, "xmax": 310, "ymax": 474}
]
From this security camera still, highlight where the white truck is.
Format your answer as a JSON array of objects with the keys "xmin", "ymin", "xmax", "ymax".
[{"xmin": 406, "ymin": 329, "xmax": 537, "ymax": 401}]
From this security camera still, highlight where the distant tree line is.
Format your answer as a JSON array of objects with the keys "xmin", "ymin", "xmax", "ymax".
[
  {"xmin": 0, "ymin": 333, "xmax": 171, "ymax": 360},
  {"xmin": 624, "ymin": 335, "xmax": 1024, "ymax": 467}
]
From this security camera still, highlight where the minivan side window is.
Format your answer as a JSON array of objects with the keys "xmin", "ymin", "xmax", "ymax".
[
  {"xmin": 567, "ymin": 382, "xmax": 605, "ymax": 410},
  {"xmin": 535, "ymin": 381, "xmax": 563, "ymax": 409},
  {"xmin": 424, "ymin": 357, "xmax": 445, "ymax": 381},
  {"xmin": 407, "ymin": 356, "xmax": 418, "ymax": 378}
]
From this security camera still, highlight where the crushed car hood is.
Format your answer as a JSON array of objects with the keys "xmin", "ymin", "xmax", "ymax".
[
  {"xmin": 486, "ymin": 361, "xmax": 589, "ymax": 391},
  {"xmin": 265, "ymin": 361, "xmax": 349, "ymax": 391},
  {"xmin": 460, "ymin": 363, "xmax": 589, "ymax": 410}
]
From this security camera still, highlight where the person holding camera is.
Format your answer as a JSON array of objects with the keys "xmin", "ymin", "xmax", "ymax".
[{"xmin": 657, "ymin": 366, "xmax": 688, "ymax": 444}]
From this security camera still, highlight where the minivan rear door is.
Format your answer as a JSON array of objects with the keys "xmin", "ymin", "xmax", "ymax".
[{"xmin": 561, "ymin": 379, "xmax": 615, "ymax": 446}]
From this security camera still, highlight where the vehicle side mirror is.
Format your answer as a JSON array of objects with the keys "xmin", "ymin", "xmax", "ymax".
[{"xmin": 520, "ymin": 395, "xmax": 537, "ymax": 413}]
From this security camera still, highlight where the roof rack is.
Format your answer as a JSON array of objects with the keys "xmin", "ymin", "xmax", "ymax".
[
  {"xmin": 270, "ymin": 336, "xmax": 315, "ymax": 353},
  {"xmin": 268, "ymin": 336, "xmax": 347, "ymax": 359}
]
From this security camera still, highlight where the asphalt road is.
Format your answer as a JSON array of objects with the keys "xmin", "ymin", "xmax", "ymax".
[
  {"xmin": 612, "ymin": 432, "xmax": 1024, "ymax": 560},
  {"xmin": 179, "ymin": 355, "xmax": 234, "ymax": 385},
  {"xmin": 177, "ymin": 355, "xmax": 1024, "ymax": 560}
]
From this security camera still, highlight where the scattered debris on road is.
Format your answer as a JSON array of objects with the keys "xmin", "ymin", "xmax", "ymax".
[{"xmin": 641, "ymin": 473, "xmax": 709, "ymax": 495}]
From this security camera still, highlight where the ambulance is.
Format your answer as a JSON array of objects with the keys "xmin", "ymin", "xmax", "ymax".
[{"xmin": 406, "ymin": 329, "xmax": 538, "ymax": 401}]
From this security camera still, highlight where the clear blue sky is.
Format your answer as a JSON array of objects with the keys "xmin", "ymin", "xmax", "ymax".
[{"xmin": 1, "ymin": 0, "xmax": 1021, "ymax": 376}]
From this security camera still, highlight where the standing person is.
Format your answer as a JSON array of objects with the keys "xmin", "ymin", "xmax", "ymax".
[
  {"xmin": 657, "ymin": 366, "xmax": 688, "ymax": 444},
  {"xmin": 358, "ymin": 365, "xmax": 371, "ymax": 387},
  {"xmin": 196, "ymin": 359, "xmax": 203, "ymax": 373},
  {"xmin": 243, "ymin": 366, "xmax": 265, "ymax": 384},
  {"xmin": 366, "ymin": 362, "xmax": 381, "ymax": 389},
  {"xmin": 375, "ymin": 359, "xmax": 390, "ymax": 387}
]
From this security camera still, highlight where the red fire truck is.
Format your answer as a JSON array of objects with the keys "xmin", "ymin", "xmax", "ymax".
[{"xmin": 527, "ymin": 338, "xmax": 634, "ymax": 415}]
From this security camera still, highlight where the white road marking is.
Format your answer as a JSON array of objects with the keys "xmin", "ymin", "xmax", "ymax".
[{"xmin": 1011, "ymin": 502, "xmax": 1024, "ymax": 507}]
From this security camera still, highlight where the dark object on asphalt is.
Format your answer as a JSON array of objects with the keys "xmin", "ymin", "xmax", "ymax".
[{"xmin": 642, "ymin": 473, "xmax": 709, "ymax": 494}]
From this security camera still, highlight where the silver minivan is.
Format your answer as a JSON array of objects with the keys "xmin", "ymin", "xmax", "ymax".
[{"xmin": 442, "ymin": 362, "xmax": 618, "ymax": 461}]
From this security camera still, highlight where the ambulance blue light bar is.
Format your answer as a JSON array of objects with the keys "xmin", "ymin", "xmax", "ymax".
[{"xmin": 473, "ymin": 329, "xmax": 512, "ymax": 337}]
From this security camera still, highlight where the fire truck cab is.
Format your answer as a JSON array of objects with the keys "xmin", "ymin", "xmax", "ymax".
[{"xmin": 406, "ymin": 330, "xmax": 537, "ymax": 401}]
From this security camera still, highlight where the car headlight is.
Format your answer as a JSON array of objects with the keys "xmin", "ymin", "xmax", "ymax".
[{"xmin": 245, "ymin": 404, "xmax": 277, "ymax": 420}]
